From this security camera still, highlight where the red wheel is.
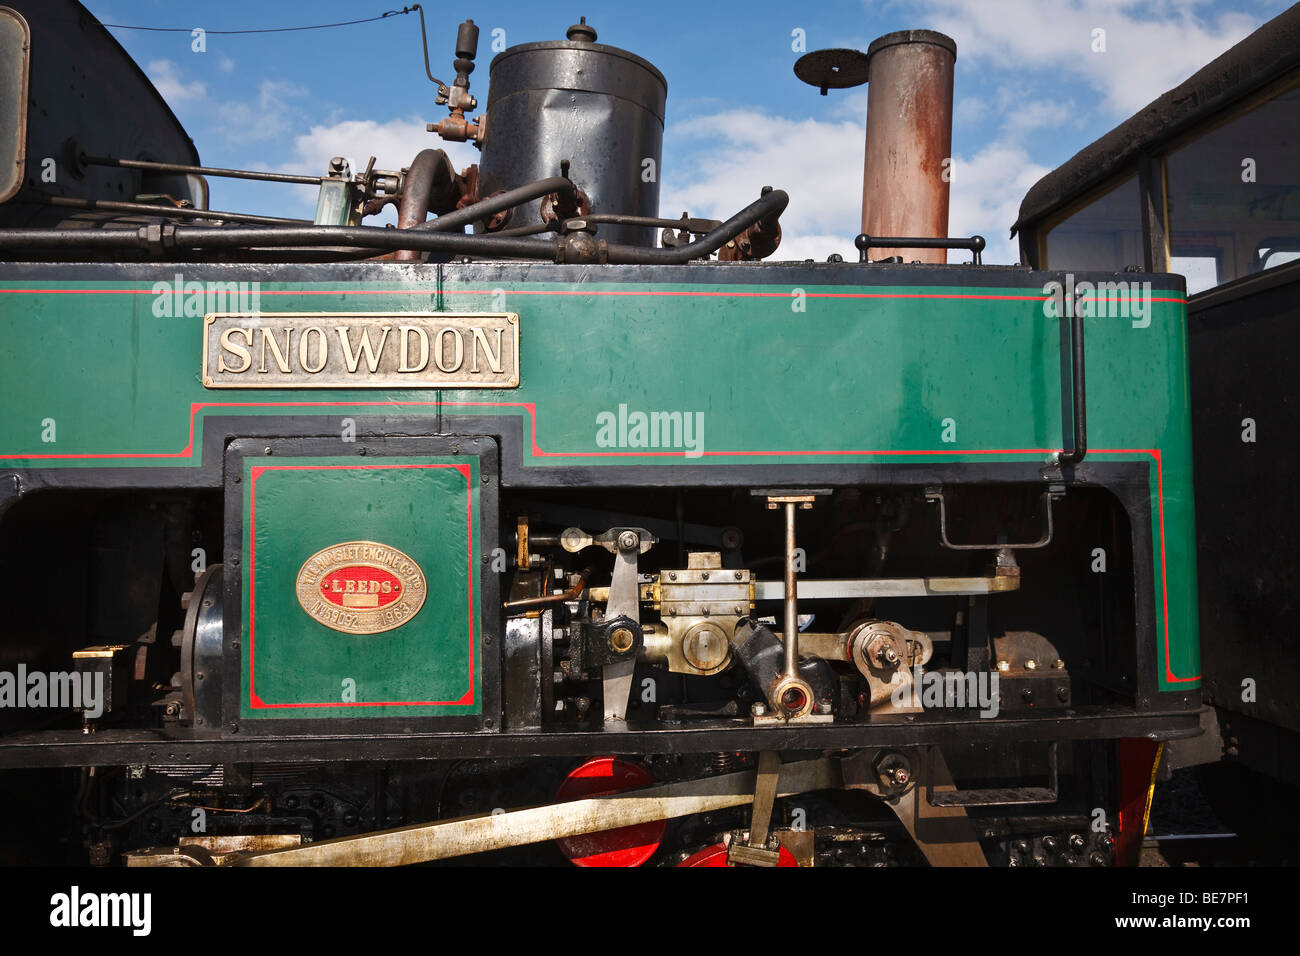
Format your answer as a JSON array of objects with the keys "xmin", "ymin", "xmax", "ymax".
[
  {"xmin": 554, "ymin": 757, "xmax": 665, "ymax": 867},
  {"xmin": 677, "ymin": 843, "xmax": 799, "ymax": 867}
]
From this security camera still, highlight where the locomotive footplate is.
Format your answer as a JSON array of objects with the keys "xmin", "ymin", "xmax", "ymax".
[{"xmin": 0, "ymin": 707, "xmax": 1203, "ymax": 767}]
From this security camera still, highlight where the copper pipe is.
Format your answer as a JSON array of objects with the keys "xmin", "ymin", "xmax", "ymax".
[
  {"xmin": 395, "ymin": 149, "xmax": 458, "ymax": 261},
  {"xmin": 860, "ymin": 30, "xmax": 956, "ymax": 263},
  {"xmin": 503, "ymin": 567, "xmax": 592, "ymax": 611}
]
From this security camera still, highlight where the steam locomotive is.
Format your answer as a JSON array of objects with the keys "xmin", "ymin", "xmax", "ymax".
[{"xmin": 0, "ymin": 1, "xmax": 1201, "ymax": 866}]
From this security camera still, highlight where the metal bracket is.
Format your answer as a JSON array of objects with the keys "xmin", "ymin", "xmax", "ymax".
[
  {"xmin": 728, "ymin": 751, "xmax": 784, "ymax": 866},
  {"xmin": 560, "ymin": 526, "xmax": 656, "ymax": 555},
  {"xmin": 601, "ymin": 529, "xmax": 650, "ymax": 724},
  {"xmin": 925, "ymin": 487, "xmax": 1063, "ymax": 551}
]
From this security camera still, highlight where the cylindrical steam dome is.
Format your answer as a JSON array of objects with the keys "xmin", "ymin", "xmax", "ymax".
[{"xmin": 476, "ymin": 21, "xmax": 667, "ymax": 247}]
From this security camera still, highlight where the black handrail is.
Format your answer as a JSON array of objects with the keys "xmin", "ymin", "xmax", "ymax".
[
  {"xmin": 855, "ymin": 233, "xmax": 985, "ymax": 264},
  {"xmin": 1059, "ymin": 300, "xmax": 1087, "ymax": 465}
]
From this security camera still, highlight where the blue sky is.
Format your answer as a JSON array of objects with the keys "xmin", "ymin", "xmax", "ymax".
[{"xmin": 85, "ymin": 0, "xmax": 1292, "ymax": 262}]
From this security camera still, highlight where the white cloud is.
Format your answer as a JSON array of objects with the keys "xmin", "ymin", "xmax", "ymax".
[
  {"xmin": 775, "ymin": 233, "xmax": 861, "ymax": 262},
  {"xmin": 955, "ymin": 95, "xmax": 989, "ymax": 125},
  {"xmin": 214, "ymin": 80, "xmax": 310, "ymax": 145},
  {"xmin": 948, "ymin": 143, "xmax": 1051, "ymax": 263},
  {"xmin": 146, "ymin": 59, "xmax": 206, "ymax": 104},
  {"xmin": 661, "ymin": 109, "xmax": 866, "ymax": 262},
  {"xmin": 914, "ymin": 0, "xmax": 1261, "ymax": 115},
  {"xmin": 217, "ymin": 56, "xmax": 236, "ymax": 74},
  {"xmin": 998, "ymin": 97, "xmax": 1081, "ymax": 135}
]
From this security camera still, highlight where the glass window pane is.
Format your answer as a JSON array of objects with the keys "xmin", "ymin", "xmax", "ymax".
[
  {"xmin": 1169, "ymin": 255, "xmax": 1220, "ymax": 296},
  {"xmin": 1166, "ymin": 83, "xmax": 1300, "ymax": 292},
  {"xmin": 1044, "ymin": 175, "xmax": 1144, "ymax": 271}
]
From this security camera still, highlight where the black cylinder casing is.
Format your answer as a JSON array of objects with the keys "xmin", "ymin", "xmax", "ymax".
[
  {"xmin": 476, "ymin": 34, "xmax": 667, "ymax": 247},
  {"xmin": 733, "ymin": 624, "xmax": 837, "ymax": 709}
]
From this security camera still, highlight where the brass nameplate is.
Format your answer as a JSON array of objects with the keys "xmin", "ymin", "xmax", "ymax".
[
  {"xmin": 202, "ymin": 312, "xmax": 519, "ymax": 389},
  {"xmin": 295, "ymin": 540, "xmax": 427, "ymax": 635}
]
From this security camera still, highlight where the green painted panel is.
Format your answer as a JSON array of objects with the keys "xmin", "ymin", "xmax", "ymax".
[
  {"xmin": 241, "ymin": 455, "xmax": 480, "ymax": 719},
  {"xmin": 0, "ymin": 274, "xmax": 1198, "ymax": 689}
]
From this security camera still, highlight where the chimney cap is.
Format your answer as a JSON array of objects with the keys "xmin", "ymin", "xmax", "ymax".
[{"xmin": 865, "ymin": 30, "xmax": 956, "ymax": 63}]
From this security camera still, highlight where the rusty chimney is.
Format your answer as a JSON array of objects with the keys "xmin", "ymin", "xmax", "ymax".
[{"xmin": 860, "ymin": 30, "xmax": 956, "ymax": 263}]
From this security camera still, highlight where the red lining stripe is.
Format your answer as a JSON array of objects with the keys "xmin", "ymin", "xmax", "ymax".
[
  {"xmin": 0, "ymin": 287, "xmax": 1189, "ymax": 303},
  {"xmin": 248, "ymin": 462, "xmax": 476, "ymax": 710}
]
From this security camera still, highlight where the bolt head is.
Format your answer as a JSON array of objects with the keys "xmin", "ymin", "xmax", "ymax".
[
  {"xmin": 1025, "ymin": 658, "xmax": 1037, "ymax": 670},
  {"xmin": 617, "ymin": 531, "xmax": 639, "ymax": 552},
  {"xmin": 750, "ymin": 702, "xmax": 767, "ymax": 717},
  {"xmin": 996, "ymin": 659, "xmax": 1010, "ymax": 671}
]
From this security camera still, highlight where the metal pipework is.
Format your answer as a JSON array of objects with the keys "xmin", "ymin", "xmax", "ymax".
[
  {"xmin": 502, "ymin": 567, "xmax": 591, "ymax": 611},
  {"xmin": 860, "ymin": 30, "xmax": 956, "ymax": 263},
  {"xmin": 409, "ymin": 175, "xmax": 575, "ymax": 234},
  {"xmin": 0, "ymin": 221, "xmax": 564, "ymax": 258},
  {"xmin": 394, "ymin": 148, "xmax": 459, "ymax": 261},
  {"xmin": 590, "ymin": 189, "xmax": 788, "ymax": 265},
  {"xmin": 80, "ymin": 154, "xmax": 324, "ymax": 185},
  {"xmin": 41, "ymin": 194, "xmax": 309, "ymax": 227},
  {"xmin": 0, "ymin": 190, "xmax": 788, "ymax": 265}
]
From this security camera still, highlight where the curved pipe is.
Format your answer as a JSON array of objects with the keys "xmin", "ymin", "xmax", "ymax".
[
  {"xmin": 597, "ymin": 189, "xmax": 788, "ymax": 264},
  {"xmin": 395, "ymin": 149, "xmax": 457, "ymax": 261},
  {"xmin": 411, "ymin": 176, "xmax": 575, "ymax": 234},
  {"xmin": 502, "ymin": 567, "xmax": 593, "ymax": 611}
]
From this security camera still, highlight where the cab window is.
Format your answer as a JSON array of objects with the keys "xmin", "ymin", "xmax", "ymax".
[
  {"xmin": 1043, "ymin": 175, "xmax": 1144, "ymax": 273},
  {"xmin": 1165, "ymin": 83, "xmax": 1300, "ymax": 294}
]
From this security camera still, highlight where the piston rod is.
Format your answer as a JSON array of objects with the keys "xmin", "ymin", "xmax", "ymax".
[
  {"xmin": 783, "ymin": 502, "xmax": 798, "ymax": 681},
  {"xmin": 760, "ymin": 492, "xmax": 819, "ymax": 719}
]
